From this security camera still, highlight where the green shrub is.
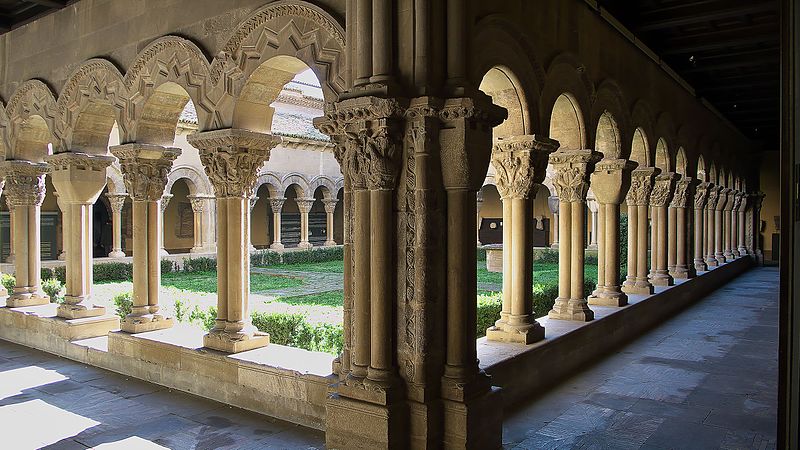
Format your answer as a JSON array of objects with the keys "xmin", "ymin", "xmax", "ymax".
[
  {"xmin": 94, "ymin": 263, "xmax": 133, "ymax": 283},
  {"xmin": 183, "ymin": 257, "xmax": 216, "ymax": 273},
  {"xmin": 536, "ymin": 248, "xmax": 560, "ymax": 264},
  {"xmin": 174, "ymin": 298, "xmax": 188, "ymax": 322},
  {"xmin": 161, "ymin": 259, "xmax": 176, "ymax": 274},
  {"xmin": 476, "ymin": 293, "xmax": 502, "ymax": 338},
  {"xmin": 1, "ymin": 273, "xmax": 15, "ymax": 293},
  {"xmin": 112, "ymin": 292, "xmax": 132, "ymax": 320},
  {"xmin": 251, "ymin": 250, "xmax": 282, "ymax": 267},
  {"xmin": 250, "ymin": 311, "xmax": 344, "ymax": 355},
  {"xmin": 189, "ymin": 305, "xmax": 217, "ymax": 331},
  {"xmin": 282, "ymin": 246, "xmax": 343, "ymax": 265},
  {"xmin": 476, "ymin": 247, "xmax": 487, "ymax": 262},
  {"xmin": 54, "ymin": 266, "xmax": 66, "ymax": 284},
  {"xmin": 42, "ymin": 278, "xmax": 64, "ymax": 304},
  {"xmin": 40, "ymin": 267, "xmax": 55, "ymax": 283}
]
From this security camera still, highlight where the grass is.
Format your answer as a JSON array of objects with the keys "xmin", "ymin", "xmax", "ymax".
[
  {"xmin": 278, "ymin": 260, "xmax": 345, "ymax": 273},
  {"xmin": 477, "ymin": 262, "xmax": 598, "ymax": 286},
  {"xmin": 161, "ymin": 271, "xmax": 304, "ymax": 293},
  {"xmin": 274, "ymin": 290, "xmax": 345, "ymax": 307}
]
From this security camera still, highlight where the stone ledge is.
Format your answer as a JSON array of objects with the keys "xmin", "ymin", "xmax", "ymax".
[
  {"xmin": 479, "ymin": 256, "xmax": 754, "ymax": 407},
  {"xmin": 0, "ymin": 302, "xmax": 119, "ymax": 341}
]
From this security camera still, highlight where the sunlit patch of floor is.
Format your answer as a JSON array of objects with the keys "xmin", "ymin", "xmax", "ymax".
[
  {"xmin": 0, "ymin": 399, "xmax": 99, "ymax": 449},
  {"xmin": 0, "ymin": 365, "xmax": 67, "ymax": 400},
  {"xmin": 93, "ymin": 436, "xmax": 169, "ymax": 449}
]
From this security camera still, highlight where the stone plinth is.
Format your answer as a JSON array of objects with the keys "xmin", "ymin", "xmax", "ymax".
[{"xmin": 0, "ymin": 302, "xmax": 119, "ymax": 341}]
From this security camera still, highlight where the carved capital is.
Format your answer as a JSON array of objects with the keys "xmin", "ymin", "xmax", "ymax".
[
  {"xmin": 160, "ymin": 194, "xmax": 173, "ymax": 213},
  {"xmin": 323, "ymin": 198, "xmax": 338, "ymax": 214},
  {"xmin": 693, "ymin": 182, "xmax": 712, "ymax": 210},
  {"xmin": 625, "ymin": 167, "xmax": 661, "ymax": 206},
  {"xmin": 187, "ymin": 195, "xmax": 212, "ymax": 213},
  {"xmin": 723, "ymin": 190, "xmax": 736, "ymax": 212},
  {"xmin": 187, "ymin": 129, "xmax": 280, "ymax": 198},
  {"xmin": 0, "ymin": 160, "xmax": 50, "ymax": 207},
  {"xmin": 249, "ymin": 196, "xmax": 259, "ymax": 212},
  {"xmin": 706, "ymin": 186, "xmax": 721, "ymax": 210},
  {"xmin": 549, "ymin": 149, "xmax": 602, "ymax": 203},
  {"xmin": 715, "ymin": 188, "xmax": 731, "ymax": 210},
  {"xmin": 491, "ymin": 135, "xmax": 558, "ymax": 199},
  {"xmin": 269, "ymin": 197, "xmax": 286, "ymax": 213},
  {"xmin": 110, "ymin": 144, "xmax": 180, "ymax": 202},
  {"xmin": 106, "ymin": 193, "xmax": 128, "ymax": 213},
  {"xmin": 669, "ymin": 177, "xmax": 693, "ymax": 208},
  {"xmin": 296, "ymin": 197, "xmax": 315, "ymax": 214},
  {"xmin": 590, "ymin": 158, "xmax": 638, "ymax": 204},
  {"xmin": 650, "ymin": 173, "xmax": 679, "ymax": 207}
]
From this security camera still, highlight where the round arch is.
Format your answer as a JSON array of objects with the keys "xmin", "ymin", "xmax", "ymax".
[{"xmin": 165, "ymin": 166, "xmax": 212, "ymax": 196}]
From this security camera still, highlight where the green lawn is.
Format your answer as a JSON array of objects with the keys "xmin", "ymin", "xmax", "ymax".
[
  {"xmin": 278, "ymin": 260, "xmax": 345, "ymax": 273},
  {"xmin": 477, "ymin": 262, "xmax": 598, "ymax": 286},
  {"xmin": 161, "ymin": 271, "xmax": 304, "ymax": 293},
  {"xmin": 274, "ymin": 290, "xmax": 345, "ymax": 307}
]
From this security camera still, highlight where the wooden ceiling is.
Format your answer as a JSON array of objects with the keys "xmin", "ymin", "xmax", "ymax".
[
  {"xmin": 0, "ymin": 0, "xmax": 68, "ymax": 33},
  {"xmin": 599, "ymin": 0, "xmax": 780, "ymax": 150}
]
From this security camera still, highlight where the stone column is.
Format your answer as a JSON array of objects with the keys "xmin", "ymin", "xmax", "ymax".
[
  {"xmin": 752, "ymin": 192, "xmax": 765, "ymax": 263},
  {"xmin": 0, "ymin": 181, "xmax": 5, "ymax": 296},
  {"xmin": 723, "ymin": 189, "xmax": 735, "ymax": 262},
  {"xmin": 648, "ymin": 173, "xmax": 678, "ymax": 286},
  {"xmin": 47, "ymin": 153, "xmax": 114, "ymax": 318},
  {"xmin": 106, "ymin": 194, "xmax": 127, "ymax": 258},
  {"xmin": 693, "ymin": 183, "xmax": 710, "ymax": 272},
  {"xmin": 730, "ymin": 191, "xmax": 742, "ymax": 258},
  {"xmin": 548, "ymin": 195, "xmax": 559, "ymax": 248},
  {"xmin": 705, "ymin": 186, "xmax": 720, "ymax": 267},
  {"xmin": 188, "ymin": 195, "xmax": 213, "ymax": 253},
  {"xmin": 476, "ymin": 192, "xmax": 483, "ymax": 246},
  {"xmin": 737, "ymin": 192, "xmax": 748, "ymax": 256},
  {"xmin": 714, "ymin": 187, "xmax": 730, "ymax": 264},
  {"xmin": 587, "ymin": 194, "xmax": 599, "ymax": 250},
  {"xmin": 0, "ymin": 161, "xmax": 50, "ymax": 307},
  {"xmin": 110, "ymin": 144, "xmax": 179, "ymax": 333},
  {"xmin": 668, "ymin": 177, "xmax": 693, "ymax": 279},
  {"xmin": 55, "ymin": 192, "xmax": 67, "ymax": 261},
  {"xmin": 548, "ymin": 149, "xmax": 602, "ymax": 321},
  {"xmin": 323, "ymin": 199, "xmax": 338, "ymax": 246},
  {"xmin": 159, "ymin": 193, "xmax": 172, "ymax": 256},
  {"xmin": 248, "ymin": 196, "xmax": 259, "ymax": 252},
  {"xmin": 269, "ymin": 197, "xmax": 286, "ymax": 250},
  {"xmin": 622, "ymin": 167, "xmax": 659, "ymax": 295},
  {"xmin": 296, "ymin": 197, "xmax": 314, "ymax": 249},
  {"xmin": 5, "ymin": 196, "xmax": 14, "ymax": 264},
  {"xmin": 188, "ymin": 128, "xmax": 279, "ymax": 353},
  {"xmin": 588, "ymin": 159, "xmax": 635, "ymax": 307},
  {"xmin": 486, "ymin": 135, "xmax": 556, "ymax": 343}
]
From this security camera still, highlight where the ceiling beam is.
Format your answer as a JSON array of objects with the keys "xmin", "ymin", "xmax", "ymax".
[
  {"xmin": 27, "ymin": 0, "xmax": 66, "ymax": 8},
  {"xmin": 638, "ymin": 3, "xmax": 777, "ymax": 32},
  {"xmin": 681, "ymin": 57, "xmax": 779, "ymax": 74},
  {"xmin": 660, "ymin": 26, "xmax": 779, "ymax": 55}
]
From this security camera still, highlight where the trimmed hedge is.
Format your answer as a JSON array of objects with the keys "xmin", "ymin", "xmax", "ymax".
[
  {"xmin": 183, "ymin": 257, "xmax": 216, "ymax": 273},
  {"xmin": 251, "ymin": 311, "xmax": 343, "ymax": 355},
  {"xmin": 94, "ymin": 263, "xmax": 133, "ymax": 283},
  {"xmin": 251, "ymin": 246, "xmax": 344, "ymax": 267}
]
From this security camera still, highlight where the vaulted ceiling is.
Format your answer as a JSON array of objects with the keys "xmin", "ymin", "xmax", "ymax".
[
  {"xmin": 0, "ymin": 0, "xmax": 69, "ymax": 33},
  {"xmin": 598, "ymin": 0, "xmax": 780, "ymax": 150}
]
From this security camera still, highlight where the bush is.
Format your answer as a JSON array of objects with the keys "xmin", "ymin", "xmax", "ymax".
[
  {"xmin": 40, "ymin": 267, "xmax": 55, "ymax": 283},
  {"xmin": 282, "ymin": 246, "xmax": 343, "ymax": 265},
  {"xmin": 250, "ymin": 311, "xmax": 344, "ymax": 355},
  {"xmin": 54, "ymin": 266, "xmax": 67, "ymax": 284},
  {"xmin": 476, "ymin": 247, "xmax": 487, "ymax": 262},
  {"xmin": 173, "ymin": 298, "xmax": 217, "ymax": 331},
  {"xmin": 251, "ymin": 250, "xmax": 282, "ymax": 267},
  {"xmin": 112, "ymin": 292, "xmax": 132, "ymax": 320},
  {"xmin": 161, "ymin": 259, "xmax": 176, "ymax": 274},
  {"xmin": 94, "ymin": 262, "xmax": 133, "ymax": 283},
  {"xmin": 183, "ymin": 257, "xmax": 216, "ymax": 273},
  {"xmin": 1, "ymin": 273, "xmax": 15, "ymax": 293},
  {"xmin": 476, "ymin": 293, "xmax": 502, "ymax": 338},
  {"xmin": 536, "ymin": 248, "xmax": 560, "ymax": 264},
  {"xmin": 42, "ymin": 278, "xmax": 64, "ymax": 304}
]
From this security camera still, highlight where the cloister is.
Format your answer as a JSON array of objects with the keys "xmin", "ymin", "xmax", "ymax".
[{"xmin": 0, "ymin": 0, "xmax": 792, "ymax": 448}]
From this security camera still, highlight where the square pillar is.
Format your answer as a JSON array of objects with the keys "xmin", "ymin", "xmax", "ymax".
[
  {"xmin": 548, "ymin": 149, "xmax": 602, "ymax": 321},
  {"xmin": 486, "ymin": 135, "xmax": 557, "ymax": 343},
  {"xmin": 0, "ymin": 161, "xmax": 50, "ymax": 307},
  {"xmin": 47, "ymin": 153, "xmax": 115, "ymax": 319},
  {"xmin": 622, "ymin": 167, "xmax": 659, "ymax": 295},
  {"xmin": 110, "ymin": 144, "xmax": 180, "ymax": 333},
  {"xmin": 188, "ymin": 129, "xmax": 280, "ymax": 353}
]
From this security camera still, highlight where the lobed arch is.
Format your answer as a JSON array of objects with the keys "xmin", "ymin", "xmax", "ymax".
[
  {"xmin": 254, "ymin": 172, "xmax": 284, "ymax": 198},
  {"xmin": 220, "ymin": 0, "xmax": 347, "ymax": 111},
  {"xmin": 125, "ymin": 36, "xmax": 217, "ymax": 144},
  {"xmin": 5, "ymin": 80, "xmax": 58, "ymax": 162},
  {"xmin": 106, "ymin": 165, "xmax": 126, "ymax": 195},
  {"xmin": 56, "ymin": 59, "xmax": 128, "ymax": 154},
  {"xmin": 281, "ymin": 172, "xmax": 311, "ymax": 198},
  {"xmin": 590, "ymin": 80, "xmax": 630, "ymax": 160},
  {"xmin": 165, "ymin": 166, "xmax": 212, "ymax": 196},
  {"xmin": 471, "ymin": 14, "xmax": 545, "ymax": 136},
  {"xmin": 540, "ymin": 54, "xmax": 592, "ymax": 150}
]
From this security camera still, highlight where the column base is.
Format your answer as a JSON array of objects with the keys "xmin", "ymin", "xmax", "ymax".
[
  {"xmin": 298, "ymin": 241, "xmax": 312, "ymax": 250},
  {"xmin": 694, "ymin": 259, "xmax": 707, "ymax": 272},
  {"xmin": 622, "ymin": 280, "xmax": 654, "ymax": 295},
  {"xmin": 324, "ymin": 240, "xmax": 336, "ymax": 247},
  {"xmin": 550, "ymin": 243, "xmax": 559, "ymax": 250},
  {"xmin": 486, "ymin": 321, "xmax": 545, "ymax": 344},
  {"xmin": 58, "ymin": 252, "xmax": 66, "ymax": 261},
  {"xmin": 650, "ymin": 271, "xmax": 674, "ymax": 286},
  {"xmin": 588, "ymin": 290, "xmax": 628, "ymax": 307},
  {"xmin": 160, "ymin": 248, "xmax": 170, "ymax": 256},
  {"xmin": 706, "ymin": 257, "xmax": 719, "ymax": 267},
  {"xmin": 203, "ymin": 329, "xmax": 270, "ymax": 353},
  {"xmin": 0, "ymin": 286, "xmax": 7, "ymax": 297},
  {"xmin": 6, "ymin": 293, "xmax": 49, "ymax": 308},
  {"xmin": 190, "ymin": 247, "xmax": 204, "ymax": 254},
  {"xmin": 732, "ymin": 249, "xmax": 741, "ymax": 258},
  {"xmin": 738, "ymin": 246, "xmax": 748, "ymax": 256},
  {"xmin": 57, "ymin": 303, "xmax": 107, "ymax": 320},
  {"xmin": 7, "ymin": 254, "xmax": 15, "ymax": 264},
  {"xmin": 587, "ymin": 243, "xmax": 598, "ymax": 251},
  {"xmin": 270, "ymin": 242, "xmax": 285, "ymax": 251},
  {"xmin": 442, "ymin": 386, "xmax": 503, "ymax": 450},
  {"xmin": 249, "ymin": 244, "xmax": 257, "ymax": 253},
  {"xmin": 120, "ymin": 314, "xmax": 174, "ymax": 333},
  {"xmin": 548, "ymin": 298, "xmax": 594, "ymax": 321},
  {"xmin": 715, "ymin": 254, "xmax": 726, "ymax": 264},
  {"xmin": 669, "ymin": 266, "xmax": 695, "ymax": 279},
  {"xmin": 108, "ymin": 250, "xmax": 126, "ymax": 258}
]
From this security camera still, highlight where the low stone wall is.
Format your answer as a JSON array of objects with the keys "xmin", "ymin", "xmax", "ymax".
[{"xmin": 480, "ymin": 256, "xmax": 754, "ymax": 407}]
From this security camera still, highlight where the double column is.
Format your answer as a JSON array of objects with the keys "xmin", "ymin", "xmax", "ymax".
[
  {"xmin": 548, "ymin": 196, "xmax": 559, "ymax": 248},
  {"xmin": 106, "ymin": 194, "xmax": 127, "ymax": 258},
  {"xmin": 588, "ymin": 159, "xmax": 636, "ymax": 306},
  {"xmin": 0, "ymin": 161, "xmax": 50, "ymax": 307},
  {"xmin": 723, "ymin": 189, "xmax": 735, "ymax": 261},
  {"xmin": 110, "ymin": 144, "xmax": 179, "ymax": 333},
  {"xmin": 714, "ymin": 187, "xmax": 730, "ymax": 264},
  {"xmin": 705, "ymin": 186, "xmax": 721, "ymax": 267},
  {"xmin": 47, "ymin": 153, "xmax": 115, "ymax": 318},
  {"xmin": 269, "ymin": 197, "xmax": 286, "ymax": 250},
  {"xmin": 323, "ymin": 198, "xmax": 338, "ymax": 246},
  {"xmin": 188, "ymin": 129, "xmax": 280, "ymax": 353},
  {"xmin": 737, "ymin": 192, "xmax": 748, "ymax": 256},
  {"xmin": 668, "ymin": 177, "xmax": 694, "ymax": 279},
  {"xmin": 622, "ymin": 167, "xmax": 659, "ymax": 295},
  {"xmin": 548, "ymin": 149, "xmax": 602, "ymax": 321},
  {"xmin": 159, "ymin": 194, "xmax": 172, "ymax": 256},
  {"xmin": 486, "ymin": 135, "xmax": 557, "ymax": 343},
  {"xmin": 188, "ymin": 195, "xmax": 214, "ymax": 253},
  {"xmin": 693, "ymin": 183, "xmax": 711, "ymax": 272},
  {"xmin": 296, "ymin": 197, "xmax": 314, "ymax": 249},
  {"xmin": 648, "ymin": 173, "xmax": 678, "ymax": 286}
]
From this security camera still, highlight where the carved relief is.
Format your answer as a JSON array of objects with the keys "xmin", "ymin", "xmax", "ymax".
[
  {"xmin": 110, "ymin": 144, "xmax": 181, "ymax": 202},
  {"xmin": 669, "ymin": 178, "xmax": 691, "ymax": 208},
  {"xmin": 694, "ymin": 183, "xmax": 711, "ymax": 210},
  {"xmin": 549, "ymin": 151, "xmax": 601, "ymax": 203},
  {"xmin": 650, "ymin": 175, "xmax": 676, "ymax": 208},
  {"xmin": 0, "ymin": 161, "xmax": 49, "ymax": 207},
  {"xmin": 491, "ymin": 136, "xmax": 557, "ymax": 200}
]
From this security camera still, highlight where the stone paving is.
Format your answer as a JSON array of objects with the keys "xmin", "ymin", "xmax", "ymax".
[
  {"xmin": 0, "ymin": 341, "xmax": 325, "ymax": 449},
  {"xmin": 504, "ymin": 267, "xmax": 779, "ymax": 449}
]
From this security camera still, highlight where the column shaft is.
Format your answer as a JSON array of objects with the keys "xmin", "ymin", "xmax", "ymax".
[
  {"xmin": 352, "ymin": 189, "xmax": 370, "ymax": 378},
  {"xmin": 368, "ymin": 189, "xmax": 393, "ymax": 382}
]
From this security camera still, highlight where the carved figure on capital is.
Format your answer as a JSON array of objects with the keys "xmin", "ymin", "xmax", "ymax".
[
  {"xmin": 0, "ymin": 161, "xmax": 50, "ymax": 207},
  {"xmin": 549, "ymin": 151, "xmax": 602, "ymax": 203},
  {"xmin": 111, "ymin": 145, "xmax": 181, "ymax": 202}
]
